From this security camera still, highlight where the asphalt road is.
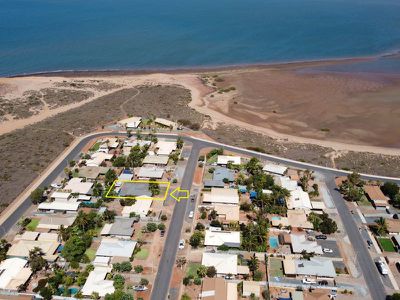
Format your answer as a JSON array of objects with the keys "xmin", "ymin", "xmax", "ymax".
[
  {"xmin": 326, "ymin": 178, "xmax": 386, "ymax": 300},
  {"xmin": 1, "ymin": 131, "xmax": 399, "ymax": 300},
  {"xmin": 150, "ymin": 145, "xmax": 200, "ymax": 300}
]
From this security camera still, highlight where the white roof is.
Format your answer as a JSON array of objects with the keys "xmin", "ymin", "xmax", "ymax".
[
  {"xmin": 38, "ymin": 232, "xmax": 59, "ymax": 242},
  {"xmin": 118, "ymin": 173, "xmax": 134, "ymax": 181},
  {"xmin": 284, "ymin": 258, "xmax": 336, "ymax": 278},
  {"xmin": 93, "ymin": 256, "xmax": 110, "ymax": 267},
  {"xmin": 96, "ymin": 238, "xmax": 136, "ymax": 258},
  {"xmin": 18, "ymin": 231, "xmax": 39, "ymax": 241},
  {"xmin": 202, "ymin": 252, "xmax": 238, "ymax": 275},
  {"xmin": 143, "ymin": 155, "xmax": 169, "ymax": 165},
  {"xmin": 124, "ymin": 139, "xmax": 151, "ymax": 148},
  {"xmin": 137, "ymin": 167, "xmax": 165, "ymax": 179},
  {"xmin": 156, "ymin": 141, "xmax": 177, "ymax": 156},
  {"xmin": 118, "ymin": 116, "xmax": 142, "ymax": 128},
  {"xmin": 204, "ymin": 230, "xmax": 241, "ymax": 247},
  {"xmin": 38, "ymin": 200, "xmax": 80, "ymax": 212},
  {"xmin": 217, "ymin": 155, "xmax": 241, "ymax": 165},
  {"xmin": 122, "ymin": 198, "xmax": 152, "ymax": 218},
  {"xmin": 155, "ymin": 118, "xmax": 176, "ymax": 128},
  {"xmin": 263, "ymin": 163, "xmax": 287, "ymax": 175},
  {"xmin": 81, "ymin": 267, "xmax": 115, "ymax": 297},
  {"xmin": 0, "ymin": 258, "xmax": 32, "ymax": 290},
  {"xmin": 7, "ymin": 240, "xmax": 59, "ymax": 259},
  {"xmin": 37, "ymin": 214, "xmax": 77, "ymax": 230},
  {"xmin": 86, "ymin": 152, "xmax": 113, "ymax": 167},
  {"xmin": 290, "ymin": 234, "xmax": 323, "ymax": 254},
  {"xmin": 107, "ymin": 138, "xmax": 119, "ymax": 148},
  {"xmin": 275, "ymin": 176, "xmax": 299, "ymax": 191},
  {"xmin": 203, "ymin": 188, "xmax": 239, "ymax": 205},
  {"xmin": 288, "ymin": 190, "xmax": 312, "ymax": 210},
  {"xmin": 311, "ymin": 201, "xmax": 326, "ymax": 210},
  {"xmin": 50, "ymin": 191, "xmax": 71, "ymax": 200},
  {"xmin": 65, "ymin": 178, "xmax": 93, "ymax": 194}
]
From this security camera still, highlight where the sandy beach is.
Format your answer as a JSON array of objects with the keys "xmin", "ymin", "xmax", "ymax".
[{"xmin": 1, "ymin": 57, "xmax": 400, "ymax": 156}]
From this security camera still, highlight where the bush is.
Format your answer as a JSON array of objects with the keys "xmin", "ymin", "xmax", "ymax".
[
  {"xmin": 134, "ymin": 265, "xmax": 143, "ymax": 273},
  {"xmin": 146, "ymin": 223, "xmax": 158, "ymax": 232},
  {"xmin": 195, "ymin": 223, "xmax": 205, "ymax": 231},
  {"xmin": 183, "ymin": 277, "xmax": 191, "ymax": 286},
  {"xmin": 140, "ymin": 278, "xmax": 149, "ymax": 286},
  {"xmin": 194, "ymin": 278, "xmax": 202, "ymax": 285},
  {"xmin": 161, "ymin": 214, "xmax": 168, "ymax": 221},
  {"xmin": 253, "ymin": 270, "xmax": 263, "ymax": 281},
  {"xmin": 158, "ymin": 223, "xmax": 166, "ymax": 231}
]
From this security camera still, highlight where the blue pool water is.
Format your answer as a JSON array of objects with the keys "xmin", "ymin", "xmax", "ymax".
[
  {"xmin": 271, "ymin": 216, "xmax": 281, "ymax": 221},
  {"xmin": 1, "ymin": 0, "xmax": 400, "ymax": 76},
  {"xmin": 269, "ymin": 236, "xmax": 279, "ymax": 249}
]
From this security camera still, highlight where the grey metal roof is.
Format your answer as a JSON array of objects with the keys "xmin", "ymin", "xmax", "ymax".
[
  {"xmin": 107, "ymin": 218, "xmax": 134, "ymax": 236},
  {"xmin": 119, "ymin": 182, "xmax": 151, "ymax": 197},
  {"xmin": 295, "ymin": 258, "xmax": 336, "ymax": 277},
  {"xmin": 213, "ymin": 167, "xmax": 235, "ymax": 182},
  {"xmin": 204, "ymin": 180, "xmax": 225, "ymax": 188}
]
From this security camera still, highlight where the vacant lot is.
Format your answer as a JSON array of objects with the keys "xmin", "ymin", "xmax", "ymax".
[
  {"xmin": 0, "ymin": 85, "xmax": 195, "ymax": 205},
  {"xmin": 123, "ymin": 85, "xmax": 204, "ymax": 128}
]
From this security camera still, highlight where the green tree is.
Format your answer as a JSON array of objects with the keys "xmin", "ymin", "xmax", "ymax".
[
  {"xmin": 375, "ymin": 217, "xmax": 388, "ymax": 236},
  {"xmin": 30, "ymin": 187, "xmax": 45, "ymax": 204},
  {"xmin": 247, "ymin": 254, "xmax": 259, "ymax": 275},
  {"xmin": 62, "ymin": 234, "xmax": 92, "ymax": 262},
  {"xmin": 112, "ymin": 156, "xmax": 127, "ymax": 167},
  {"xmin": 206, "ymin": 266, "xmax": 217, "ymax": 278},
  {"xmin": 0, "ymin": 239, "xmax": 11, "ymax": 262},
  {"xmin": 105, "ymin": 169, "xmax": 117, "ymax": 187},
  {"xmin": 149, "ymin": 181, "xmax": 160, "ymax": 196},
  {"xmin": 29, "ymin": 247, "xmax": 46, "ymax": 273},
  {"xmin": 189, "ymin": 231, "xmax": 204, "ymax": 248},
  {"xmin": 113, "ymin": 274, "xmax": 125, "ymax": 289},
  {"xmin": 197, "ymin": 265, "xmax": 207, "ymax": 278},
  {"xmin": 176, "ymin": 137, "xmax": 184, "ymax": 149},
  {"xmin": 140, "ymin": 278, "xmax": 149, "ymax": 286},
  {"xmin": 146, "ymin": 223, "xmax": 158, "ymax": 232},
  {"xmin": 158, "ymin": 223, "xmax": 166, "ymax": 231},
  {"xmin": 182, "ymin": 293, "xmax": 191, "ymax": 300},
  {"xmin": 382, "ymin": 182, "xmax": 399, "ymax": 201},
  {"xmin": 134, "ymin": 265, "xmax": 143, "ymax": 273},
  {"xmin": 103, "ymin": 209, "xmax": 116, "ymax": 222},
  {"xmin": 40, "ymin": 287, "xmax": 53, "ymax": 300}
]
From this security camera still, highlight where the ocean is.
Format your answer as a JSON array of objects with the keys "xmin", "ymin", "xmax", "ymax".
[{"xmin": 1, "ymin": 0, "xmax": 400, "ymax": 76}]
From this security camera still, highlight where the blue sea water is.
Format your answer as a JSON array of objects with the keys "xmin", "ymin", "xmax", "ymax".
[{"xmin": 1, "ymin": 0, "xmax": 400, "ymax": 76}]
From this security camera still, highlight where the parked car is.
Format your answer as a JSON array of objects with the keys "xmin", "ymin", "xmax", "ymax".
[
  {"xmin": 51, "ymin": 183, "xmax": 62, "ymax": 189},
  {"xmin": 134, "ymin": 286, "xmax": 148, "ymax": 291},
  {"xmin": 323, "ymin": 248, "xmax": 333, "ymax": 253},
  {"xmin": 178, "ymin": 239, "xmax": 185, "ymax": 249},
  {"xmin": 188, "ymin": 211, "xmax": 194, "ymax": 218},
  {"xmin": 160, "ymin": 230, "xmax": 165, "ymax": 237},
  {"xmin": 318, "ymin": 280, "xmax": 329, "ymax": 286},
  {"xmin": 302, "ymin": 277, "xmax": 316, "ymax": 284},
  {"xmin": 377, "ymin": 261, "xmax": 388, "ymax": 275},
  {"xmin": 367, "ymin": 240, "xmax": 372, "ymax": 246},
  {"xmin": 316, "ymin": 235, "xmax": 327, "ymax": 240}
]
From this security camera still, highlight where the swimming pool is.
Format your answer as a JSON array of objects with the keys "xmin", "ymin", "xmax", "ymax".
[
  {"xmin": 269, "ymin": 236, "xmax": 279, "ymax": 249},
  {"xmin": 271, "ymin": 216, "xmax": 281, "ymax": 221}
]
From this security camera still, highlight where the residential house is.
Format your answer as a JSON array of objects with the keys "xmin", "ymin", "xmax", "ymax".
[
  {"xmin": 213, "ymin": 204, "xmax": 240, "ymax": 223},
  {"xmin": 121, "ymin": 198, "xmax": 152, "ymax": 218},
  {"xmin": 242, "ymin": 281, "xmax": 261, "ymax": 298},
  {"xmin": 64, "ymin": 178, "xmax": 93, "ymax": 195},
  {"xmin": 95, "ymin": 238, "xmax": 136, "ymax": 259},
  {"xmin": 81, "ymin": 267, "xmax": 115, "ymax": 297},
  {"xmin": 155, "ymin": 140, "xmax": 177, "ymax": 156},
  {"xmin": 100, "ymin": 218, "xmax": 135, "ymax": 239},
  {"xmin": 137, "ymin": 167, "xmax": 165, "ymax": 179},
  {"xmin": 142, "ymin": 155, "xmax": 169, "ymax": 166},
  {"xmin": 275, "ymin": 176, "xmax": 299, "ymax": 191},
  {"xmin": 77, "ymin": 166, "xmax": 109, "ymax": 181},
  {"xmin": 263, "ymin": 164, "xmax": 287, "ymax": 176},
  {"xmin": 118, "ymin": 117, "xmax": 142, "ymax": 129},
  {"xmin": 364, "ymin": 185, "xmax": 389, "ymax": 209},
  {"xmin": 199, "ymin": 277, "xmax": 237, "ymax": 300},
  {"xmin": 287, "ymin": 190, "xmax": 312, "ymax": 210},
  {"xmin": 283, "ymin": 258, "xmax": 336, "ymax": 278},
  {"xmin": 86, "ymin": 152, "xmax": 113, "ymax": 167},
  {"xmin": 213, "ymin": 168, "xmax": 235, "ymax": 182},
  {"xmin": 0, "ymin": 258, "xmax": 32, "ymax": 291},
  {"xmin": 203, "ymin": 188, "xmax": 239, "ymax": 205},
  {"xmin": 37, "ymin": 214, "xmax": 77, "ymax": 231},
  {"xmin": 204, "ymin": 230, "xmax": 241, "ymax": 247},
  {"xmin": 290, "ymin": 234, "xmax": 323, "ymax": 255},
  {"xmin": 217, "ymin": 155, "xmax": 241, "ymax": 166},
  {"xmin": 201, "ymin": 253, "xmax": 248, "ymax": 276}
]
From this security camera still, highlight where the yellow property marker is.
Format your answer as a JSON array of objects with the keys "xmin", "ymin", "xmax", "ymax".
[{"xmin": 170, "ymin": 187, "xmax": 189, "ymax": 202}]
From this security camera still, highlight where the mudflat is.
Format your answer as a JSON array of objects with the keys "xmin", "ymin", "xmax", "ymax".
[{"xmin": 202, "ymin": 64, "xmax": 400, "ymax": 148}]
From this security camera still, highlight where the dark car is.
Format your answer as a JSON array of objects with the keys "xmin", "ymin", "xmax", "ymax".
[
  {"xmin": 318, "ymin": 280, "xmax": 328, "ymax": 286},
  {"xmin": 315, "ymin": 235, "xmax": 327, "ymax": 240},
  {"xmin": 160, "ymin": 230, "xmax": 165, "ymax": 237}
]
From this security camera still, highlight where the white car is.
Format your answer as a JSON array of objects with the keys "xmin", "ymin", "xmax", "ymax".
[
  {"xmin": 188, "ymin": 211, "xmax": 194, "ymax": 218},
  {"xmin": 302, "ymin": 277, "xmax": 316, "ymax": 284},
  {"xmin": 323, "ymin": 248, "xmax": 333, "ymax": 253},
  {"xmin": 51, "ymin": 183, "xmax": 62, "ymax": 189},
  {"xmin": 133, "ymin": 286, "xmax": 148, "ymax": 291},
  {"xmin": 179, "ymin": 239, "xmax": 185, "ymax": 249}
]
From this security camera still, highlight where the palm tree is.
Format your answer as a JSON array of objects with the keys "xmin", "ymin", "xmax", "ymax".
[
  {"xmin": 375, "ymin": 217, "xmax": 388, "ymax": 236},
  {"xmin": 176, "ymin": 257, "xmax": 187, "ymax": 269},
  {"xmin": 247, "ymin": 254, "xmax": 259, "ymax": 276}
]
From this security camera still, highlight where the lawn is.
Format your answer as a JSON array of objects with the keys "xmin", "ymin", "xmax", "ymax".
[
  {"xmin": 206, "ymin": 154, "xmax": 218, "ymax": 164},
  {"xmin": 85, "ymin": 248, "xmax": 96, "ymax": 261},
  {"xmin": 378, "ymin": 237, "xmax": 396, "ymax": 252},
  {"xmin": 26, "ymin": 219, "xmax": 39, "ymax": 231},
  {"xmin": 357, "ymin": 195, "xmax": 373, "ymax": 207},
  {"xmin": 269, "ymin": 258, "xmax": 284, "ymax": 277},
  {"xmin": 89, "ymin": 142, "xmax": 101, "ymax": 152},
  {"xmin": 134, "ymin": 248, "xmax": 149, "ymax": 260},
  {"xmin": 186, "ymin": 263, "xmax": 201, "ymax": 278}
]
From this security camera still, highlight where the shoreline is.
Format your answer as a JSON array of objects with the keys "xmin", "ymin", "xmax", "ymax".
[{"xmin": 5, "ymin": 55, "xmax": 381, "ymax": 78}]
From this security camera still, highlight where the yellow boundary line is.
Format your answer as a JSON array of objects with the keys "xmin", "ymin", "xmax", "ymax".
[{"xmin": 105, "ymin": 179, "xmax": 171, "ymax": 201}]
